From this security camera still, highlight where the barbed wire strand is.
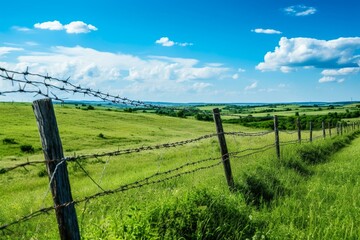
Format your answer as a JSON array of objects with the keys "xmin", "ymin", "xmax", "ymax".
[
  {"xmin": 0, "ymin": 133, "xmax": 218, "ymax": 175},
  {"xmin": 0, "ymin": 159, "xmax": 222, "ymax": 231},
  {"xmin": 230, "ymin": 144, "xmax": 275, "ymax": 159},
  {"xmin": 279, "ymin": 130, "xmax": 297, "ymax": 135},
  {"xmin": 224, "ymin": 130, "xmax": 274, "ymax": 137},
  {"xmin": 74, "ymin": 160, "xmax": 106, "ymax": 192},
  {"xmin": 230, "ymin": 143, "xmax": 276, "ymax": 156}
]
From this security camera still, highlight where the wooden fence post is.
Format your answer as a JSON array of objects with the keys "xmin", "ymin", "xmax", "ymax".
[
  {"xmin": 309, "ymin": 121, "xmax": 313, "ymax": 142},
  {"xmin": 297, "ymin": 117, "xmax": 301, "ymax": 143},
  {"xmin": 328, "ymin": 122, "xmax": 332, "ymax": 137},
  {"xmin": 33, "ymin": 98, "xmax": 80, "ymax": 240},
  {"xmin": 212, "ymin": 108, "xmax": 234, "ymax": 190},
  {"xmin": 322, "ymin": 121, "xmax": 326, "ymax": 139},
  {"xmin": 274, "ymin": 115, "xmax": 280, "ymax": 159}
]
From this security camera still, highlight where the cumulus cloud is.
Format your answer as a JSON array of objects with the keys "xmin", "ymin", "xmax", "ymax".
[
  {"xmin": 252, "ymin": 28, "xmax": 282, "ymax": 34},
  {"xmin": 64, "ymin": 21, "xmax": 98, "ymax": 34},
  {"xmin": 155, "ymin": 37, "xmax": 175, "ymax": 47},
  {"xmin": 34, "ymin": 20, "xmax": 64, "ymax": 30},
  {"xmin": 245, "ymin": 82, "xmax": 258, "ymax": 91},
  {"xmin": 284, "ymin": 5, "xmax": 317, "ymax": 16},
  {"xmin": 1, "ymin": 46, "xmax": 231, "ymax": 100},
  {"xmin": 34, "ymin": 20, "xmax": 97, "ymax": 34},
  {"xmin": 256, "ymin": 37, "xmax": 360, "ymax": 72},
  {"xmin": 319, "ymin": 67, "xmax": 359, "ymax": 84},
  {"xmin": 155, "ymin": 37, "xmax": 193, "ymax": 47}
]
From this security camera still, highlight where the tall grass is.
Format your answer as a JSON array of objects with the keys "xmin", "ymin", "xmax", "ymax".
[{"xmin": 1, "ymin": 102, "xmax": 359, "ymax": 239}]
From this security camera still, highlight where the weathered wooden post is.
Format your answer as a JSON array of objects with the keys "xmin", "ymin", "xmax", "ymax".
[
  {"xmin": 297, "ymin": 117, "xmax": 301, "ymax": 143},
  {"xmin": 33, "ymin": 98, "xmax": 80, "ymax": 240},
  {"xmin": 336, "ymin": 122, "xmax": 339, "ymax": 135},
  {"xmin": 328, "ymin": 122, "xmax": 332, "ymax": 137},
  {"xmin": 212, "ymin": 108, "xmax": 234, "ymax": 190},
  {"xmin": 274, "ymin": 115, "xmax": 280, "ymax": 159},
  {"xmin": 309, "ymin": 121, "xmax": 313, "ymax": 142},
  {"xmin": 322, "ymin": 121, "xmax": 326, "ymax": 139}
]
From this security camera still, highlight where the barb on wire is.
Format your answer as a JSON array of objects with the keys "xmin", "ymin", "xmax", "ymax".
[{"xmin": 0, "ymin": 158, "xmax": 222, "ymax": 231}]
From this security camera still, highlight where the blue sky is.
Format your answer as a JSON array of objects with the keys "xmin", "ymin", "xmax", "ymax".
[{"xmin": 1, "ymin": 0, "xmax": 360, "ymax": 103}]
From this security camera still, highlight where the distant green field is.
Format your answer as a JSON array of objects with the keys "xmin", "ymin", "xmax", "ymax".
[{"xmin": 1, "ymin": 102, "xmax": 359, "ymax": 239}]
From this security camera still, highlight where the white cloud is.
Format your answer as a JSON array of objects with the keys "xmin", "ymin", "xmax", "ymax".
[
  {"xmin": 34, "ymin": 20, "xmax": 97, "ymax": 34},
  {"xmin": 1, "ymin": 46, "xmax": 232, "ymax": 100},
  {"xmin": 319, "ymin": 76, "xmax": 345, "ymax": 84},
  {"xmin": 64, "ymin": 21, "xmax": 98, "ymax": 34},
  {"xmin": 232, "ymin": 73, "xmax": 239, "ymax": 80},
  {"xmin": 13, "ymin": 26, "xmax": 32, "ymax": 32},
  {"xmin": 192, "ymin": 82, "xmax": 212, "ymax": 92},
  {"xmin": 178, "ymin": 42, "xmax": 193, "ymax": 47},
  {"xmin": 256, "ymin": 37, "xmax": 360, "ymax": 72},
  {"xmin": 0, "ymin": 47, "xmax": 23, "ymax": 56},
  {"xmin": 319, "ymin": 67, "xmax": 359, "ymax": 84},
  {"xmin": 155, "ymin": 37, "xmax": 175, "ymax": 47},
  {"xmin": 252, "ymin": 28, "xmax": 282, "ymax": 34},
  {"xmin": 319, "ymin": 76, "xmax": 336, "ymax": 83},
  {"xmin": 284, "ymin": 5, "xmax": 317, "ymax": 16},
  {"xmin": 245, "ymin": 82, "xmax": 258, "ymax": 91},
  {"xmin": 321, "ymin": 67, "xmax": 360, "ymax": 76},
  {"xmin": 34, "ymin": 20, "xmax": 64, "ymax": 30},
  {"xmin": 155, "ymin": 37, "xmax": 193, "ymax": 47},
  {"xmin": 25, "ymin": 41, "xmax": 39, "ymax": 46}
]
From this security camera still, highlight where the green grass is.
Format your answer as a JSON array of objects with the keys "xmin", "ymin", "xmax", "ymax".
[
  {"xmin": 1, "ymin": 102, "xmax": 360, "ymax": 239},
  {"xmin": 259, "ymin": 133, "xmax": 360, "ymax": 239}
]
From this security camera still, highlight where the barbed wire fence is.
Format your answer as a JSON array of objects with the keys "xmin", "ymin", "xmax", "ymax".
[{"xmin": 1, "ymin": 66, "xmax": 360, "ymax": 238}]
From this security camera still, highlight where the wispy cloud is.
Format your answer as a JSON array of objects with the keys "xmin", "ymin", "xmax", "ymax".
[
  {"xmin": 321, "ymin": 68, "xmax": 360, "ymax": 76},
  {"xmin": 245, "ymin": 82, "xmax": 258, "ymax": 91},
  {"xmin": 0, "ymin": 47, "xmax": 23, "ymax": 56},
  {"xmin": 12, "ymin": 26, "xmax": 32, "ymax": 32},
  {"xmin": 284, "ymin": 5, "xmax": 317, "ymax": 16},
  {"xmin": 34, "ymin": 20, "xmax": 98, "ymax": 34},
  {"xmin": 251, "ymin": 28, "xmax": 282, "ymax": 34},
  {"xmin": 319, "ymin": 76, "xmax": 345, "ymax": 84},
  {"xmin": 155, "ymin": 37, "xmax": 193, "ymax": 47},
  {"xmin": 256, "ymin": 37, "xmax": 360, "ymax": 72}
]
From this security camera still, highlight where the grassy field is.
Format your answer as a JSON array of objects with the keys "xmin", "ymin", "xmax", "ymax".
[{"xmin": 1, "ymin": 102, "xmax": 359, "ymax": 239}]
